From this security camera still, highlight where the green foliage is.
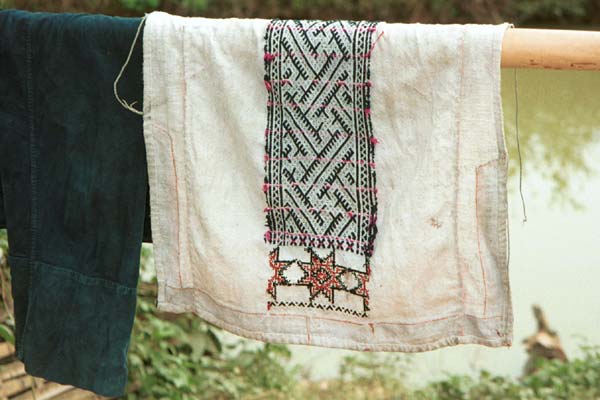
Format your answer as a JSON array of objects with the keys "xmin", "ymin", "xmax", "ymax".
[
  {"xmin": 0, "ymin": 229, "xmax": 7, "ymax": 249},
  {"xmin": 290, "ymin": 347, "xmax": 600, "ymax": 399},
  {"xmin": 118, "ymin": 0, "xmax": 208, "ymax": 13},
  {"xmin": 338, "ymin": 353, "xmax": 412, "ymax": 396},
  {"xmin": 119, "ymin": 0, "xmax": 160, "ymax": 12},
  {"xmin": 129, "ymin": 245, "xmax": 298, "ymax": 399},
  {"xmin": 0, "ymin": 229, "xmax": 14, "ymax": 346},
  {"xmin": 514, "ymin": 0, "xmax": 588, "ymax": 21},
  {"xmin": 126, "ymin": 293, "xmax": 299, "ymax": 399},
  {"xmin": 293, "ymin": 353, "xmax": 413, "ymax": 399},
  {"xmin": 0, "ymin": 323, "xmax": 14, "ymax": 345},
  {"xmin": 415, "ymin": 346, "xmax": 600, "ymax": 400}
]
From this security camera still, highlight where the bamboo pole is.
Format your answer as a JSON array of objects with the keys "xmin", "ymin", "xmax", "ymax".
[{"xmin": 502, "ymin": 28, "xmax": 600, "ymax": 70}]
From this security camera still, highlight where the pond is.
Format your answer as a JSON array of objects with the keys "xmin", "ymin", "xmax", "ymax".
[{"xmin": 287, "ymin": 68, "xmax": 600, "ymax": 384}]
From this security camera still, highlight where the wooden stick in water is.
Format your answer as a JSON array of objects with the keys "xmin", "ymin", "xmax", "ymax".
[{"xmin": 502, "ymin": 28, "xmax": 600, "ymax": 71}]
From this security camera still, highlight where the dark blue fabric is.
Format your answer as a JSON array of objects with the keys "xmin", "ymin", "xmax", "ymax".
[
  {"xmin": 0, "ymin": 181, "xmax": 5, "ymax": 227},
  {"xmin": 0, "ymin": 10, "xmax": 147, "ymax": 397}
]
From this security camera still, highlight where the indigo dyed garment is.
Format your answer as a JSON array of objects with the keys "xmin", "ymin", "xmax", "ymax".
[{"xmin": 0, "ymin": 10, "xmax": 146, "ymax": 396}]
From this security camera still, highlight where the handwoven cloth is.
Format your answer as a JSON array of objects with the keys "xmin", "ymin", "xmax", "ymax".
[
  {"xmin": 143, "ymin": 11, "xmax": 512, "ymax": 352},
  {"xmin": 0, "ymin": 10, "xmax": 147, "ymax": 396}
]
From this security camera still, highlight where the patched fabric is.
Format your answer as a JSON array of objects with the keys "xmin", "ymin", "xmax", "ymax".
[
  {"xmin": 144, "ymin": 12, "xmax": 513, "ymax": 353},
  {"xmin": 262, "ymin": 20, "xmax": 379, "ymax": 317},
  {"xmin": 0, "ymin": 10, "xmax": 147, "ymax": 397}
]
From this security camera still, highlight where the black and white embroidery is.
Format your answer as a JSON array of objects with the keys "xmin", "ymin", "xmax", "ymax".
[{"xmin": 263, "ymin": 19, "xmax": 379, "ymax": 257}]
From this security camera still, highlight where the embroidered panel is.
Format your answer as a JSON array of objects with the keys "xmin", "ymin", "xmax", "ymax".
[
  {"xmin": 267, "ymin": 247, "xmax": 370, "ymax": 317},
  {"xmin": 262, "ymin": 19, "xmax": 379, "ymax": 257}
]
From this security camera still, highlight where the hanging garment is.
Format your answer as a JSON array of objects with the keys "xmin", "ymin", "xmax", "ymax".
[
  {"xmin": 0, "ymin": 10, "xmax": 147, "ymax": 396},
  {"xmin": 143, "ymin": 11, "xmax": 512, "ymax": 352},
  {"xmin": 0, "ymin": 182, "xmax": 5, "ymax": 227}
]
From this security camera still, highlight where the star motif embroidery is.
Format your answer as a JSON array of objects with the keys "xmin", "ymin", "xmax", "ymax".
[
  {"xmin": 266, "ymin": 247, "xmax": 371, "ymax": 316},
  {"xmin": 298, "ymin": 250, "xmax": 345, "ymax": 303}
]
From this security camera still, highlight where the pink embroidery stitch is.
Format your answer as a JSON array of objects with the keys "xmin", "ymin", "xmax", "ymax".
[
  {"xmin": 265, "ymin": 155, "xmax": 376, "ymax": 167},
  {"xmin": 264, "ymin": 206, "xmax": 375, "ymax": 218},
  {"xmin": 267, "ymin": 100, "xmax": 368, "ymax": 113},
  {"xmin": 266, "ymin": 79, "xmax": 372, "ymax": 87},
  {"xmin": 265, "ymin": 128, "xmax": 354, "ymax": 138},
  {"xmin": 267, "ymin": 24, "xmax": 377, "ymax": 33},
  {"xmin": 267, "ymin": 230, "xmax": 369, "ymax": 245},
  {"xmin": 263, "ymin": 182, "xmax": 377, "ymax": 193},
  {"xmin": 267, "ymin": 51, "xmax": 373, "ymax": 59}
]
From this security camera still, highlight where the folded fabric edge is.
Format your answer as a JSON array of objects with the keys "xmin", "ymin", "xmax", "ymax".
[
  {"xmin": 492, "ymin": 21, "xmax": 513, "ymax": 351},
  {"xmin": 158, "ymin": 294, "xmax": 512, "ymax": 353}
]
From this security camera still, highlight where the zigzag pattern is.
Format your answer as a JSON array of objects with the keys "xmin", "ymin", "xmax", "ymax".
[
  {"xmin": 267, "ymin": 301, "xmax": 368, "ymax": 318},
  {"xmin": 263, "ymin": 19, "xmax": 379, "ymax": 257}
]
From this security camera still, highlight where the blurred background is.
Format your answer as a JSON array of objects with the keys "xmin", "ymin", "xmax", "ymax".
[
  {"xmin": 1, "ymin": 0, "xmax": 600, "ymax": 25},
  {"xmin": 1, "ymin": 1, "xmax": 599, "ymax": 399}
]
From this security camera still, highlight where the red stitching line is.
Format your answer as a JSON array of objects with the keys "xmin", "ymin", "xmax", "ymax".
[
  {"xmin": 165, "ymin": 283, "xmax": 504, "ymax": 327},
  {"xmin": 267, "ymin": 230, "xmax": 368, "ymax": 245},
  {"xmin": 267, "ymin": 101, "xmax": 369, "ymax": 114},
  {"xmin": 264, "ymin": 206, "xmax": 375, "ymax": 218},
  {"xmin": 267, "ymin": 79, "xmax": 372, "ymax": 87},
  {"xmin": 179, "ymin": 28, "xmax": 187, "ymax": 287},
  {"xmin": 366, "ymin": 30, "xmax": 385, "ymax": 58},
  {"xmin": 152, "ymin": 122, "xmax": 182, "ymax": 286},
  {"xmin": 455, "ymin": 28, "xmax": 466, "ymax": 334},
  {"xmin": 267, "ymin": 24, "xmax": 377, "ymax": 33},
  {"xmin": 263, "ymin": 182, "xmax": 378, "ymax": 193},
  {"xmin": 265, "ymin": 155, "xmax": 376, "ymax": 167},
  {"xmin": 265, "ymin": 51, "xmax": 372, "ymax": 59},
  {"xmin": 265, "ymin": 128, "xmax": 354, "ymax": 137},
  {"xmin": 476, "ymin": 163, "xmax": 491, "ymax": 317},
  {"xmin": 265, "ymin": 129, "xmax": 380, "ymax": 145}
]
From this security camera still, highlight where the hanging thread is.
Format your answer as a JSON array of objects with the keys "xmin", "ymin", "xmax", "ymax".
[
  {"xmin": 114, "ymin": 15, "xmax": 146, "ymax": 116},
  {"xmin": 514, "ymin": 68, "xmax": 527, "ymax": 223}
]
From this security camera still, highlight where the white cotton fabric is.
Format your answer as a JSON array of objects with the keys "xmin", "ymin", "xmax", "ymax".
[{"xmin": 143, "ymin": 11, "xmax": 512, "ymax": 352}]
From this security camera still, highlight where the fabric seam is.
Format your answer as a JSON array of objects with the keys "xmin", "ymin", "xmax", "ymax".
[
  {"xmin": 21, "ymin": 16, "xmax": 34, "ymax": 361},
  {"xmin": 162, "ymin": 283, "xmax": 502, "ymax": 325},
  {"xmin": 158, "ymin": 298, "xmax": 509, "ymax": 352},
  {"xmin": 9, "ymin": 255, "xmax": 138, "ymax": 293}
]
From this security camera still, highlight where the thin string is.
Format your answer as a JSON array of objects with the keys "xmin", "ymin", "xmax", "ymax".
[
  {"xmin": 514, "ymin": 68, "xmax": 527, "ymax": 223},
  {"xmin": 114, "ymin": 15, "xmax": 146, "ymax": 116}
]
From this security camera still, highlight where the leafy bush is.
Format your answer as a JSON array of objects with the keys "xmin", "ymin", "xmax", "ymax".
[
  {"xmin": 131, "ymin": 245, "xmax": 301, "ymax": 399},
  {"xmin": 127, "ymin": 285, "xmax": 299, "ymax": 399},
  {"xmin": 0, "ymin": 229, "xmax": 14, "ymax": 346},
  {"xmin": 415, "ymin": 346, "xmax": 600, "ymax": 400}
]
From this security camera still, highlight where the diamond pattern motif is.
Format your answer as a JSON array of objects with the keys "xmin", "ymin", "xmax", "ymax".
[{"xmin": 263, "ymin": 19, "xmax": 379, "ymax": 257}]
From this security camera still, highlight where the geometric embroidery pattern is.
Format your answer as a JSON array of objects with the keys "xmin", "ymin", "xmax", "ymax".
[
  {"xmin": 267, "ymin": 247, "xmax": 370, "ymax": 317},
  {"xmin": 263, "ymin": 19, "xmax": 380, "ymax": 257}
]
